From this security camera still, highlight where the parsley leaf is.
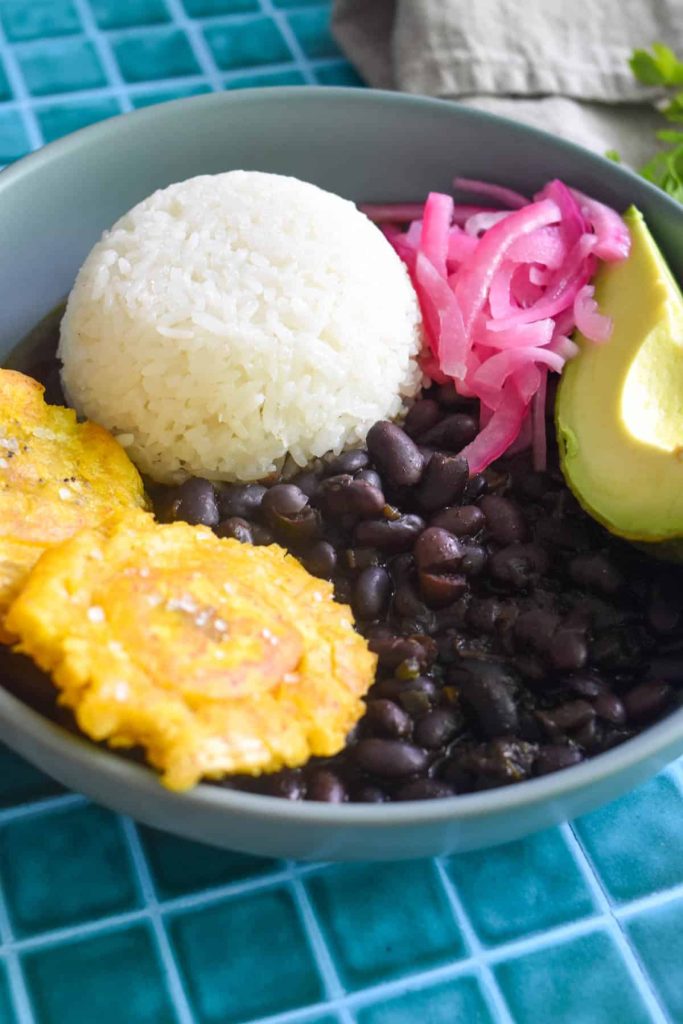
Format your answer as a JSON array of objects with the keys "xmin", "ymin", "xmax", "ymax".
[{"xmin": 628, "ymin": 45, "xmax": 683, "ymax": 201}]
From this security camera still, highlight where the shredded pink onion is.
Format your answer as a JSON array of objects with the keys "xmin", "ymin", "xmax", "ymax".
[
  {"xmin": 454, "ymin": 176, "xmax": 529, "ymax": 209},
  {"xmin": 574, "ymin": 284, "xmax": 613, "ymax": 343},
  {"xmin": 380, "ymin": 177, "xmax": 630, "ymax": 472}
]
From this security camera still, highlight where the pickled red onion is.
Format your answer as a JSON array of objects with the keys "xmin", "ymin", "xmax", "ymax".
[{"xmin": 376, "ymin": 177, "xmax": 630, "ymax": 472}]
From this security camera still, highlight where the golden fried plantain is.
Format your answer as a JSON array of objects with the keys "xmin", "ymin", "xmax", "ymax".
[
  {"xmin": 6, "ymin": 515, "xmax": 376, "ymax": 789},
  {"xmin": 0, "ymin": 369, "xmax": 148, "ymax": 641}
]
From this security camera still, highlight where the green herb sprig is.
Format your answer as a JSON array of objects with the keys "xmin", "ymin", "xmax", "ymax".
[{"xmin": 629, "ymin": 43, "xmax": 683, "ymax": 201}]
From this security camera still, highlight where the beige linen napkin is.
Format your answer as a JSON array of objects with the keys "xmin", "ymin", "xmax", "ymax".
[{"xmin": 332, "ymin": 0, "xmax": 683, "ymax": 167}]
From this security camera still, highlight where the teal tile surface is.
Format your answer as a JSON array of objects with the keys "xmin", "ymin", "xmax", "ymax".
[
  {"xmin": 18, "ymin": 38, "xmax": 106, "ymax": 96},
  {"xmin": 181, "ymin": 0, "xmax": 259, "ymax": 15},
  {"xmin": 22, "ymin": 924, "xmax": 175, "ymax": 1024},
  {"xmin": 169, "ymin": 887, "xmax": 324, "ymax": 1022},
  {"xmin": 495, "ymin": 929, "xmax": 652, "ymax": 1024},
  {"xmin": 138, "ymin": 823, "xmax": 277, "ymax": 898},
  {"xmin": 356, "ymin": 976, "xmax": 495, "ymax": 1024},
  {"xmin": 0, "ymin": 57, "xmax": 9, "ymax": 100},
  {"xmin": 131, "ymin": 82, "xmax": 211, "ymax": 106},
  {"xmin": 0, "ymin": 109, "xmax": 28, "ymax": 160},
  {"xmin": 113, "ymin": 28, "xmax": 200, "ymax": 82},
  {"xmin": 0, "ymin": 0, "xmax": 80, "ymax": 42},
  {"xmin": 89, "ymin": 0, "xmax": 170, "ymax": 29},
  {"xmin": 446, "ymin": 828, "xmax": 596, "ymax": 946},
  {"xmin": 574, "ymin": 772, "xmax": 683, "ymax": 903},
  {"xmin": 314, "ymin": 61, "xmax": 364, "ymax": 86},
  {"xmin": 0, "ymin": 964, "xmax": 17, "ymax": 1024},
  {"xmin": 625, "ymin": 898, "xmax": 683, "ymax": 1021},
  {"xmin": 37, "ymin": 97, "xmax": 120, "ymax": 141},
  {"xmin": 0, "ymin": 745, "xmax": 63, "ymax": 807},
  {"xmin": 204, "ymin": 16, "xmax": 291, "ymax": 71},
  {"xmin": 288, "ymin": 7, "xmax": 340, "ymax": 60},
  {"xmin": 306, "ymin": 861, "xmax": 466, "ymax": 990},
  {"xmin": 0, "ymin": 803, "xmax": 140, "ymax": 936},
  {"xmin": 225, "ymin": 68, "xmax": 305, "ymax": 89}
]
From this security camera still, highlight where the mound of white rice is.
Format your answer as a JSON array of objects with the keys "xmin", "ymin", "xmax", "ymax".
[{"xmin": 59, "ymin": 170, "xmax": 423, "ymax": 483}]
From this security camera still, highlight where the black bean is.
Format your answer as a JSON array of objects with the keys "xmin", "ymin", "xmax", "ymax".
[
  {"xmin": 393, "ymin": 582, "xmax": 430, "ymax": 620},
  {"xmin": 591, "ymin": 630, "xmax": 642, "ymax": 670},
  {"xmin": 536, "ymin": 518, "xmax": 592, "ymax": 551},
  {"xmin": 535, "ymin": 745, "xmax": 584, "ymax": 776},
  {"xmin": 404, "ymin": 399, "xmax": 441, "ymax": 438},
  {"xmin": 355, "ymin": 468, "xmax": 383, "ymax": 490},
  {"xmin": 593, "ymin": 693, "xmax": 627, "ymax": 725},
  {"xmin": 463, "ymin": 473, "xmax": 488, "ymax": 502},
  {"xmin": 374, "ymin": 676, "xmax": 438, "ymax": 707},
  {"xmin": 351, "ymin": 738, "xmax": 429, "ymax": 778},
  {"xmin": 290, "ymin": 471, "xmax": 320, "ymax": 500},
  {"xmin": 306, "ymin": 770, "xmax": 347, "ymax": 803},
  {"xmin": 355, "ymin": 514, "xmax": 425, "ymax": 553},
  {"xmin": 302, "ymin": 540, "xmax": 337, "ymax": 579},
  {"xmin": 573, "ymin": 718, "xmax": 602, "ymax": 752},
  {"xmin": 250, "ymin": 524, "xmax": 274, "ymax": 546},
  {"xmin": 414, "ymin": 527, "xmax": 463, "ymax": 572},
  {"xmin": 458, "ymin": 738, "xmax": 537, "ymax": 785},
  {"xmin": 218, "ymin": 483, "xmax": 266, "ymax": 520},
  {"xmin": 318, "ymin": 475, "xmax": 385, "ymax": 519},
  {"xmin": 431, "ymin": 505, "xmax": 485, "ymax": 537},
  {"xmin": 436, "ymin": 382, "xmax": 465, "ymax": 408},
  {"xmin": 368, "ymin": 633, "xmax": 437, "ymax": 669},
  {"xmin": 172, "ymin": 477, "xmax": 219, "ymax": 527},
  {"xmin": 623, "ymin": 682, "xmax": 673, "ymax": 723},
  {"xmin": 419, "ymin": 571, "xmax": 467, "ymax": 608},
  {"xmin": 267, "ymin": 770, "xmax": 305, "ymax": 800},
  {"xmin": 395, "ymin": 779, "xmax": 455, "ymax": 800},
  {"xmin": 262, "ymin": 483, "xmax": 308, "ymax": 519},
  {"xmin": 414, "ymin": 709, "xmax": 461, "ymax": 749},
  {"xmin": 354, "ymin": 785, "xmax": 386, "ymax": 803},
  {"xmin": 418, "ymin": 446, "xmax": 435, "ymax": 466},
  {"xmin": 415, "ymin": 453, "xmax": 469, "ymax": 512},
  {"xmin": 454, "ymin": 662, "xmax": 519, "ymax": 737},
  {"xmin": 214, "ymin": 516, "xmax": 253, "ymax": 544},
  {"xmin": 480, "ymin": 494, "xmax": 527, "ymax": 545},
  {"xmin": 334, "ymin": 576, "xmax": 352, "ymax": 604},
  {"xmin": 364, "ymin": 699, "xmax": 412, "ymax": 739},
  {"xmin": 460, "ymin": 544, "xmax": 487, "ymax": 577},
  {"xmin": 327, "ymin": 449, "xmax": 369, "ymax": 475},
  {"xmin": 548, "ymin": 629, "xmax": 588, "ymax": 672},
  {"xmin": 489, "ymin": 544, "xmax": 548, "ymax": 589},
  {"xmin": 567, "ymin": 673, "xmax": 608, "ymax": 699},
  {"xmin": 568, "ymin": 553, "xmax": 623, "ymax": 594},
  {"xmin": 421, "ymin": 413, "xmax": 478, "ymax": 450},
  {"xmin": 645, "ymin": 656, "xmax": 683, "ymax": 684},
  {"xmin": 514, "ymin": 609, "xmax": 559, "ymax": 651},
  {"xmin": 467, "ymin": 598, "xmax": 504, "ymax": 634},
  {"xmin": 366, "ymin": 421, "xmax": 424, "ymax": 487},
  {"xmin": 353, "ymin": 566, "xmax": 392, "ymax": 620},
  {"xmin": 537, "ymin": 700, "xmax": 595, "ymax": 736}
]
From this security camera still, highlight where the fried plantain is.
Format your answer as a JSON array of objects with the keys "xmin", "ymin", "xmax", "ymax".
[
  {"xmin": 6, "ymin": 515, "xmax": 376, "ymax": 789},
  {"xmin": 0, "ymin": 369, "xmax": 148, "ymax": 641}
]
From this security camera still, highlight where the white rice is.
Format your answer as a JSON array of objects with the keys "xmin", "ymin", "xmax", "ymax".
[{"xmin": 59, "ymin": 170, "xmax": 423, "ymax": 483}]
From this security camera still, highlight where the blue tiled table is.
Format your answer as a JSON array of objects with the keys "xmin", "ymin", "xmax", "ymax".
[{"xmin": 1, "ymin": 2, "xmax": 682, "ymax": 1022}]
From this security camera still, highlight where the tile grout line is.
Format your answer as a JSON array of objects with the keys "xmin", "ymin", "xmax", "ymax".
[
  {"xmin": 0, "ymin": 876, "xmax": 36, "ymax": 1024},
  {"xmin": 257, "ymin": 0, "xmax": 318, "ymax": 84},
  {"xmin": 0, "ymin": 792, "xmax": 87, "ymax": 827},
  {"xmin": 286, "ymin": 866, "xmax": 355, "ymax": 1024},
  {"xmin": 119, "ymin": 817, "xmax": 197, "ymax": 1024},
  {"xmin": 70, "ymin": 0, "xmax": 133, "ymax": 112},
  {"xmin": 162, "ymin": 0, "xmax": 225, "ymax": 93},
  {"xmin": 0, "ymin": 56, "xmax": 349, "ymax": 115},
  {"xmin": 0, "ymin": 17, "xmax": 43, "ymax": 149},
  {"xmin": 616, "ymin": 879, "xmax": 683, "ymax": 921},
  {"xmin": 562, "ymin": 823, "xmax": 672, "ymax": 1024},
  {"xmin": 434, "ymin": 858, "xmax": 515, "ymax": 1024}
]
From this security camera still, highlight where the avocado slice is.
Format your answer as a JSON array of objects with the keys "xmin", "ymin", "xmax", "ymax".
[{"xmin": 557, "ymin": 206, "xmax": 683, "ymax": 547}]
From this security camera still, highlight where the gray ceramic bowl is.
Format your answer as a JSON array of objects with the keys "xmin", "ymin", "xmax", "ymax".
[{"xmin": 1, "ymin": 87, "xmax": 682, "ymax": 860}]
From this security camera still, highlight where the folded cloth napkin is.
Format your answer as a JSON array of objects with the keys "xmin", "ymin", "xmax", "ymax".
[{"xmin": 332, "ymin": 0, "xmax": 683, "ymax": 167}]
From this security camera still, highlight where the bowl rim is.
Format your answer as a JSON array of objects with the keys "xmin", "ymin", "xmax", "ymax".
[{"xmin": 2, "ymin": 84, "xmax": 683, "ymax": 825}]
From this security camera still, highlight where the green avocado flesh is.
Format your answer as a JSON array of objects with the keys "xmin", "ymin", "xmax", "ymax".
[{"xmin": 556, "ymin": 206, "xmax": 683, "ymax": 547}]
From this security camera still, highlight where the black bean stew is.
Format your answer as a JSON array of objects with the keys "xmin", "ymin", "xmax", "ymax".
[{"xmin": 148, "ymin": 382, "xmax": 683, "ymax": 804}]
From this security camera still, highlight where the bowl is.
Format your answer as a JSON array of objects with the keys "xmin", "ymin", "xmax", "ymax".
[{"xmin": 1, "ymin": 86, "xmax": 683, "ymax": 861}]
